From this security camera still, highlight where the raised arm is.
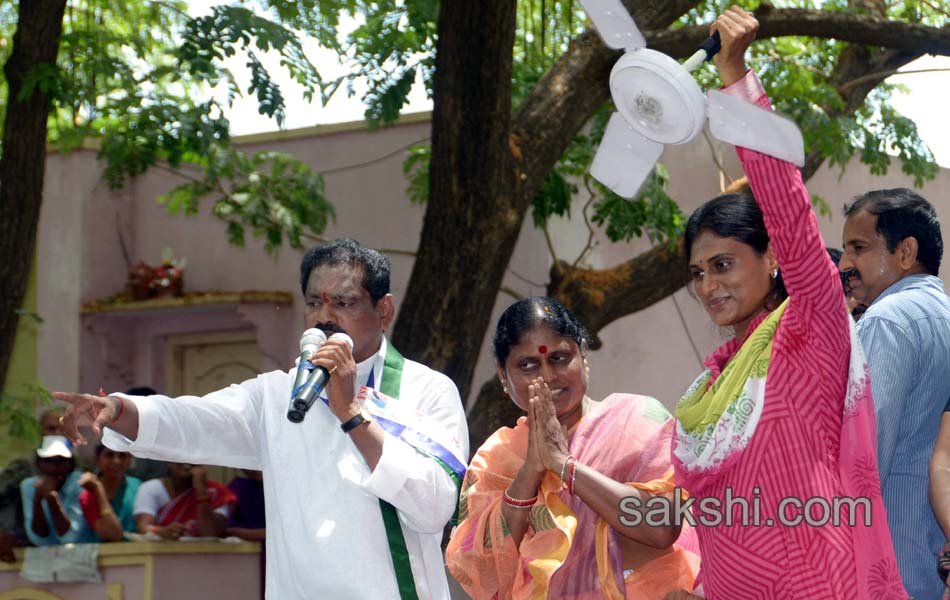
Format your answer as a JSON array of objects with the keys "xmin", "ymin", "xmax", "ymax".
[{"xmin": 714, "ymin": 8, "xmax": 848, "ymax": 326}]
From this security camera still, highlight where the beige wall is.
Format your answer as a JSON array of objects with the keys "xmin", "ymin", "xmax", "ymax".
[
  {"xmin": 0, "ymin": 541, "xmax": 261, "ymax": 600},
  {"xmin": 34, "ymin": 115, "xmax": 950, "ymax": 414}
]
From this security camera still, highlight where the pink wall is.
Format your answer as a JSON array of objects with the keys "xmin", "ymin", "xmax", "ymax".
[{"xmin": 35, "ymin": 115, "xmax": 950, "ymax": 414}]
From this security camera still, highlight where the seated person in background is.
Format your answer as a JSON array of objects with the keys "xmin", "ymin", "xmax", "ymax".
[
  {"xmin": 38, "ymin": 409, "xmax": 64, "ymax": 437},
  {"xmin": 226, "ymin": 469, "xmax": 265, "ymax": 541},
  {"xmin": 20, "ymin": 435, "xmax": 94, "ymax": 545},
  {"xmin": 134, "ymin": 463, "xmax": 235, "ymax": 539},
  {"xmin": 0, "ymin": 409, "xmax": 64, "ymax": 561},
  {"xmin": 446, "ymin": 297, "xmax": 699, "ymax": 599},
  {"xmin": 227, "ymin": 469, "xmax": 266, "ymax": 600},
  {"xmin": 78, "ymin": 444, "xmax": 142, "ymax": 542},
  {"xmin": 0, "ymin": 460, "xmax": 32, "ymax": 562}
]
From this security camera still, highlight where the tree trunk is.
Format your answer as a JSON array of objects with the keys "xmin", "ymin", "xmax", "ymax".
[
  {"xmin": 391, "ymin": 1, "xmax": 519, "ymax": 401},
  {"xmin": 392, "ymin": 0, "xmax": 701, "ymax": 400},
  {"xmin": 0, "ymin": 0, "xmax": 67, "ymax": 389}
]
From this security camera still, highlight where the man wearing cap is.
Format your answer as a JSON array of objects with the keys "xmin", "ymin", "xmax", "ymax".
[
  {"xmin": 20, "ymin": 435, "xmax": 94, "ymax": 545},
  {"xmin": 1, "ymin": 409, "xmax": 67, "ymax": 561}
]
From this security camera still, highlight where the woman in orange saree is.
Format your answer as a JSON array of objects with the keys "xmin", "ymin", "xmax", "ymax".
[{"xmin": 446, "ymin": 297, "xmax": 699, "ymax": 599}]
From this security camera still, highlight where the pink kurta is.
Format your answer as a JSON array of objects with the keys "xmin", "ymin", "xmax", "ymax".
[{"xmin": 671, "ymin": 72, "xmax": 906, "ymax": 599}]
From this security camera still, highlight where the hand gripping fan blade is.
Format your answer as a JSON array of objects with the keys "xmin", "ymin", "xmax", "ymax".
[
  {"xmin": 590, "ymin": 112, "xmax": 665, "ymax": 199},
  {"xmin": 578, "ymin": 0, "xmax": 646, "ymax": 50},
  {"xmin": 707, "ymin": 89, "xmax": 805, "ymax": 167}
]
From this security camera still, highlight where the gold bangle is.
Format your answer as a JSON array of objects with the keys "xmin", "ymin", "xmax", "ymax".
[{"xmin": 100, "ymin": 508, "xmax": 115, "ymax": 518}]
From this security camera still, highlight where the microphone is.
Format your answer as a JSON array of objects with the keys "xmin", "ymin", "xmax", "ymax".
[
  {"xmin": 286, "ymin": 332, "xmax": 353, "ymax": 423},
  {"xmin": 291, "ymin": 328, "xmax": 327, "ymax": 395}
]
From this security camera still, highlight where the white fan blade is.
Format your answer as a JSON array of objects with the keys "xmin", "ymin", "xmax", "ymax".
[
  {"xmin": 578, "ymin": 0, "xmax": 646, "ymax": 51},
  {"xmin": 707, "ymin": 89, "xmax": 805, "ymax": 167},
  {"xmin": 590, "ymin": 112, "xmax": 665, "ymax": 198}
]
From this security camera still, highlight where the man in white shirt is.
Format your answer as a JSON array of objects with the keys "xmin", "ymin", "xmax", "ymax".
[{"xmin": 56, "ymin": 238, "xmax": 469, "ymax": 599}]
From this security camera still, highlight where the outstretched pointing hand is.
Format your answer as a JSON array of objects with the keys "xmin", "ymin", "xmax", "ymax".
[{"xmin": 52, "ymin": 391, "xmax": 126, "ymax": 446}]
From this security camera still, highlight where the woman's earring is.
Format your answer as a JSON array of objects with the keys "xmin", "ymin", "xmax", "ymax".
[{"xmin": 771, "ymin": 268, "xmax": 779, "ymax": 279}]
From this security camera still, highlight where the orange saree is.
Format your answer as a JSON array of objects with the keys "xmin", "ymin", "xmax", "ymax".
[{"xmin": 446, "ymin": 395, "xmax": 699, "ymax": 599}]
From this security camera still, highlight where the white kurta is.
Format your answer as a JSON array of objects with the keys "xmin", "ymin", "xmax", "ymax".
[{"xmin": 103, "ymin": 337, "xmax": 468, "ymax": 599}]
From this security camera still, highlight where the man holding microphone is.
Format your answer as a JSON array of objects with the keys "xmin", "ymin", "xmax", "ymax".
[{"xmin": 56, "ymin": 238, "xmax": 469, "ymax": 599}]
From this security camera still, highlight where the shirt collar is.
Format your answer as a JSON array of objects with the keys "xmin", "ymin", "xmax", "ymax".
[
  {"xmin": 355, "ymin": 336, "xmax": 387, "ymax": 387},
  {"xmin": 870, "ymin": 273, "xmax": 943, "ymax": 307}
]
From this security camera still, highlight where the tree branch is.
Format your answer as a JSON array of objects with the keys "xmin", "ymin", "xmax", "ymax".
[
  {"xmin": 510, "ymin": 0, "xmax": 704, "ymax": 210},
  {"xmin": 571, "ymin": 179, "xmax": 598, "ymax": 271},
  {"xmin": 647, "ymin": 8, "xmax": 950, "ymax": 57},
  {"xmin": 542, "ymin": 223, "xmax": 559, "ymax": 264},
  {"xmin": 918, "ymin": 0, "xmax": 950, "ymax": 19},
  {"xmin": 546, "ymin": 239, "xmax": 689, "ymax": 349},
  {"xmin": 838, "ymin": 66, "xmax": 950, "ymax": 93}
]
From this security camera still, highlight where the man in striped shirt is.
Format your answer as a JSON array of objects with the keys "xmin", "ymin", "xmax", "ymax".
[{"xmin": 839, "ymin": 189, "xmax": 950, "ymax": 599}]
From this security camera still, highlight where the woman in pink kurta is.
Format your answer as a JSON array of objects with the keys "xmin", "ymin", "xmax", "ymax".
[{"xmin": 669, "ymin": 8, "xmax": 905, "ymax": 599}]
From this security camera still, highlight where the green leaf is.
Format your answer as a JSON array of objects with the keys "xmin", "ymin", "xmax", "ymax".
[
  {"xmin": 365, "ymin": 66, "xmax": 417, "ymax": 128},
  {"xmin": 227, "ymin": 221, "xmax": 246, "ymax": 247},
  {"xmin": 13, "ymin": 310, "xmax": 44, "ymax": 324},
  {"xmin": 402, "ymin": 144, "xmax": 431, "ymax": 204},
  {"xmin": 532, "ymin": 170, "xmax": 575, "ymax": 227},
  {"xmin": 0, "ymin": 382, "xmax": 53, "ymax": 445}
]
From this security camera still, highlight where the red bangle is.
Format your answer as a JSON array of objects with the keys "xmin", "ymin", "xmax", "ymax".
[
  {"xmin": 110, "ymin": 396, "xmax": 125, "ymax": 425},
  {"xmin": 502, "ymin": 489, "xmax": 537, "ymax": 508},
  {"xmin": 196, "ymin": 495, "xmax": 210, "ymax": 504}
]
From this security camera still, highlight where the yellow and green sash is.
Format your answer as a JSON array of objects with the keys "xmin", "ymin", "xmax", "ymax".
[
  {"xmin": 367, "ymin": 345, "xmax": 466, "ymax": 600},
  {"xmin": 674, "ymin": 299, "xmax": 789, "ymax": 470}
]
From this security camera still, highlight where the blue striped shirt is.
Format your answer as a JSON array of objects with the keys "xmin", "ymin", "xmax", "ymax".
[{"xmin": 858, "ymin": 274, "xmax": 950, "ymax": 599}]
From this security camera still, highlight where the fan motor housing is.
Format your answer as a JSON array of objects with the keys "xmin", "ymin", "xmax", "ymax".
[{"xmin": 609, "ymin": 49, "xmax": 706, "ymax": 145}]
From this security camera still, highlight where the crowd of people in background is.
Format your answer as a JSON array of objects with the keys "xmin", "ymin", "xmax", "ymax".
[{"xmin": 0, "ymin": 390, "xmax": 268, "ymax": 565}]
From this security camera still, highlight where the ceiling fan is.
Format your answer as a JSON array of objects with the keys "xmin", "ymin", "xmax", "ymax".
[{"xmin": 579, "ymin": 0, "xmax": 805, "ymax": 198}]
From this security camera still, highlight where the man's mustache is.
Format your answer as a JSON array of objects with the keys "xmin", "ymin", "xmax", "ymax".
[
  {"xmin": 316, "ymin": 323, "xmax": 348, "ymax": 337},
  {"xmin": 840, "ymin": 268, "xmax": 861, "ymax": 291}
]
